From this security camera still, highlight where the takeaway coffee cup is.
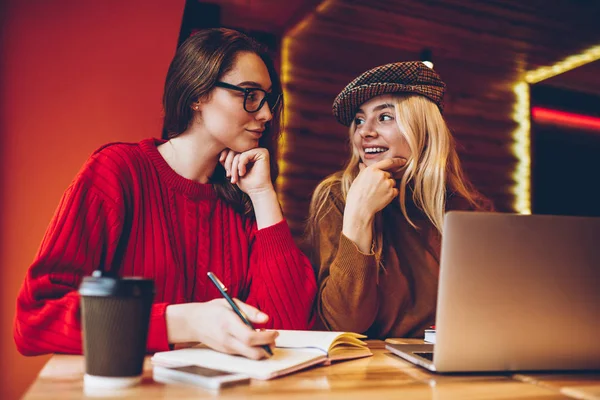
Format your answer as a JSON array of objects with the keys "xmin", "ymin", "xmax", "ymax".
[{"xmin": 79, "ymin": 271, "xmax": 154, "ymax": 390}]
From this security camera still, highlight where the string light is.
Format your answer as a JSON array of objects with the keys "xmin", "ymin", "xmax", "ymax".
[
  {"xmin": 512, "ymin": 44, "xmax": 600, "ymax": 214},
  {"xmin": 277, "ymin": 36, "xmax": 292, "ymax": 205},
  {"xmin": 526, "ymin": 45, "xmax": 600, "ymax": 84},
  {"xmin": 277, "ymin": 0, "xmax": 333, "ymax": 200},
  {"xmin": 511, "ymin": 82, "xmax": 531, "ymax": 214}
]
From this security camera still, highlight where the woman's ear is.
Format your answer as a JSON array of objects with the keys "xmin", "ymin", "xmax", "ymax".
[{"xmin": 192, "ymin": 92, "xmax": 211, "ymax": 111}]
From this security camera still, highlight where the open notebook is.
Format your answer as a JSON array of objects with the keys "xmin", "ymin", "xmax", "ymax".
[
  {"xmin": 274, "ymin": 330, "xmax": 371, "ymax": 362},
  {"xmin": 152, "ymin": 330, "xmax": 371, "ymax": 380}
]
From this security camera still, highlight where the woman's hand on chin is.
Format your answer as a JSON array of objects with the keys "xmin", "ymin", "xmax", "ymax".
[
  {"xmin": 346, "ymin": 157, "xmax": 407, "ymax": 218},
  {"xmin": 219, "ymin": 148, "xmax": 274, "ymax": 196}
]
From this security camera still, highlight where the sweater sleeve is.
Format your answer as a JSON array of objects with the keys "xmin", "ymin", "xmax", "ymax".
[
  {"xmin": 14, "ymin": 163, "xmax": 170, "ymax": 356},
  {"xmin": 244, "ymin": 220, "xmax": 317, "ymax": 330},
  {"xmin": 315, "ymin": 194, "xmax": 380, "ymax": 334}
]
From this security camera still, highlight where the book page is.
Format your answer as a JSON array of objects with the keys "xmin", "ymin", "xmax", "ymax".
[
  {"xmin": 274, "ymin": 330, "xmax": 366, "ymax": 354},
  {"xmin": 152, "ymin": 347, "xmax": 326, "ymax": 380}
]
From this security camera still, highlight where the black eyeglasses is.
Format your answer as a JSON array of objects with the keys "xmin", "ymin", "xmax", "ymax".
[{"xmin": 214, "ymin": 81, "xmax": 281, "ymax": 113}]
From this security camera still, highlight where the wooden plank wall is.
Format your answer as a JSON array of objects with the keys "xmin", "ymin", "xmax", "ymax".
[{"xmin": 277, "ymin": 0, "xmax": 600, "ymax": 239}]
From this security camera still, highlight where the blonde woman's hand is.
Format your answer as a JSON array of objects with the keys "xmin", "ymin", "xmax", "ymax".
[
  {"xmin": 220, "ymin": 148, "xmax": 273, "ymax": 196},
  {"xmin": 166, "ymin": 299, "xmax": 278, "ymax": 360},
  {"xmin": 342, "ymin": 157, "xmax": 406, "ymax": 253},
  {"xmin": 346, "ymin": 157, "xmax": 407, "ymax": 220}
]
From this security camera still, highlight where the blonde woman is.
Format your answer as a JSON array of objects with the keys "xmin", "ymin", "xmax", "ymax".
[{"xmin": 307, "ymin": 61, "xmax": 492, "ymax": 338}]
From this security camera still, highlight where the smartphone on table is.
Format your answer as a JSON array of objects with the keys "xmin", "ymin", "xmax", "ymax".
[{"xmin": 153, "ymin": 364, "xmax": 250, "ymax": 390}]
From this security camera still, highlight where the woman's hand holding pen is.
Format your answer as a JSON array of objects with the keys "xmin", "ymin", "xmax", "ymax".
[
  {"xmin": 342, "ymin": 157, "xmax": 407, "ymax": 253},
  {"xmin": 165, "ymin": 300, "xmax": 278, "ymax": 360}
]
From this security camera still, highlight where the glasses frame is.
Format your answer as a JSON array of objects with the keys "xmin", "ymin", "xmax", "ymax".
[{"xmin": 214, "ymin": 81, "xmax": 281, "ymax": 113}]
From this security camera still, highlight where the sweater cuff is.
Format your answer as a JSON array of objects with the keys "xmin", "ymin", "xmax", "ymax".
[
  {"xmin": 146, "ymin": 302, "xmax": 170, "ymax": 353},
  {"xmin": 254, "ymin": 219, "xmax": 297, "ymax": 260},
  {"xmin": 332, "ymin": 233, "xmax": 378, "ymax": 281}
]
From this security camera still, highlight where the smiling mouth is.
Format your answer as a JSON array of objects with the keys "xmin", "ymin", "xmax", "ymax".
[{"xmin": 364, "ymin": 147, "xmax": 389, "ymax": 154}]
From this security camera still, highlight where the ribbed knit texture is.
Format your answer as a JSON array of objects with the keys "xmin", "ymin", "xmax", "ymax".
[{"xmin": 14, "ymin": 138, "xmax": 317, "ymax": 356}]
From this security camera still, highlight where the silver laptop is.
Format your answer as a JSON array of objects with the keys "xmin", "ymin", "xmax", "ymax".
[{"xmin": 386, "ymin": 211, "xmax": 600, "ymax": 372}]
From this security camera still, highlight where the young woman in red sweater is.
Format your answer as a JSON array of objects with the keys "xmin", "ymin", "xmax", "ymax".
[{"xmin": 15, "ymin": 28, "xmax": 316, "ymax": 360}]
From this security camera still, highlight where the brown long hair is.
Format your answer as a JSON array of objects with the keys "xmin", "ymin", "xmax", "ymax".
[
  {"xmin": 307, "ymin": 94, "xmax": 491, "ymax": 266},
  {"xmin": 162, "ymin": 28, "xmax": 283, "ymax": 216}
]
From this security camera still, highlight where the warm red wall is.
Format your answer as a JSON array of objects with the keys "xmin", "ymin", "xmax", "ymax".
[{"xmin": 0, "ymin": 1, "xmax": 184, "ymax": 398}]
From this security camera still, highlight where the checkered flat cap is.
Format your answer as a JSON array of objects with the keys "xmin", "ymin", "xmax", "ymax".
[{"xmin": 332, "ymin": 61, "xmax": 446, "ymax": 126}]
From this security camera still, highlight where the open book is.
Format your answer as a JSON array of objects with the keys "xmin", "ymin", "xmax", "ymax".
[
  {"xmin": 274, "ymin": 330, "xmax": 371, "ymax": 363},
  {"xmin": 152, "ymin": 330, "xmax": 371, "ymax": 380}
]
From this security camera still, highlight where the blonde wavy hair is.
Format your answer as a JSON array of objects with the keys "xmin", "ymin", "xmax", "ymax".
[{"xmin": 307, "ymin": 94, "xmax": 487, "ymax": 265}]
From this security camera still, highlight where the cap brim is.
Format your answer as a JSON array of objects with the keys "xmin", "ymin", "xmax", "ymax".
[{"xmin": 332, "ymin": 82, "xmax": 444, "ymax": 126}]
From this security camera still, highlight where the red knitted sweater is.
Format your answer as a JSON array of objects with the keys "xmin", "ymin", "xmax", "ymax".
[{"xmin": 14, "ymin": 138, "xmax": 316, "ymax": 355}]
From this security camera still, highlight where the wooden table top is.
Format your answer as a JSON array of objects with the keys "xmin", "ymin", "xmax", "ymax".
[{"xmin": 23, "ymin": 340, "xmax": 600, "ymax": 400}]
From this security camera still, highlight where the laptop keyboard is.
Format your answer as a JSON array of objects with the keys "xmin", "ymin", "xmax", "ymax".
[{"xmin": 414, "ymin": 351, "xmax": 434, "ymax": 361}]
